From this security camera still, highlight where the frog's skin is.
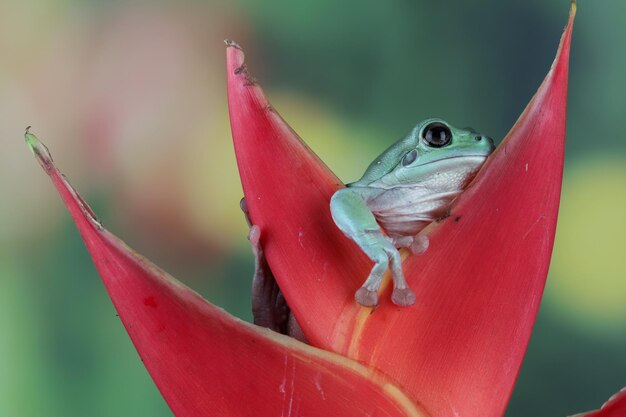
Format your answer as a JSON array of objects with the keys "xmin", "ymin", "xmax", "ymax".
[{"xmin": 330, "ymin": 118, "xmax": 495, "ymax": 307}]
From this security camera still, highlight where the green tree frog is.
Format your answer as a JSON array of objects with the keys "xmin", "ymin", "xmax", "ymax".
[{"xmin": 330, "ymin": 118, "xmax": 494, "ymax": 307}]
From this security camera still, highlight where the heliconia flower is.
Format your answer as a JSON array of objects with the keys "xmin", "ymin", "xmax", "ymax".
[{"xmin": 26, "ymin": 2, "xmax": 623, "ymax": 417}]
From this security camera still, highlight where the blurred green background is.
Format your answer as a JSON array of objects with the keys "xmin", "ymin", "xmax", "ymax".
[{"xmin": 1, "ymin": 0, "xmax": 625, "ymax": 416}]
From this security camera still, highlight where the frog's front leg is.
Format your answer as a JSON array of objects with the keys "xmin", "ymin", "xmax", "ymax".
[{"xmin": 330, "ymin": 189, "xmax": 416, "ymax": 307}]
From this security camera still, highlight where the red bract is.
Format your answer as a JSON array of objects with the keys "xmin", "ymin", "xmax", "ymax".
[
  {"xmin": 26, "ymin": 3, "xmax": 597, "ymax": 417},
  {"xmin": 24, "ymin": 132, "xmax": 429, "ymax": 417},
  {"xmin": 572, "ymin": 388, "xmax": 626, "ymax": 417}
]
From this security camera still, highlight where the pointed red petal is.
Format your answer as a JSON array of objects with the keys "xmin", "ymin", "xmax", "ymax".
[
  {"xmin": 339, "ymin": 4, "xmax": 577, "ymax": 417},
  {"xmin": 226, "ymin": 40, "xmax": 370, "ymax": 347},
  {"xmin": 571, "ymin": 388, "xmax": 626, "ymax": 417},
  {"xmin": 25, "ymin": 130, "xmax": 429, "ymax": 417}
]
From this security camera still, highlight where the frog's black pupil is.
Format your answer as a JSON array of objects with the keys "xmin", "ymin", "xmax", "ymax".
[
  {"xmin": 422, "ymin": 123, "xmax": 452, "ymax": 147},
  {"xmin": 402, "ymin": 149, "xmax": 418, "ymax": 166}
]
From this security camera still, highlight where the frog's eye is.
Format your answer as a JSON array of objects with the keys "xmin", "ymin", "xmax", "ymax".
[
  {"xmin": 422, "ymin": 122, "xmax": 452, "ymax": 147},
  {"xmin": 401, "ymin": 149, "xmax": 418, "ymax": 166}
]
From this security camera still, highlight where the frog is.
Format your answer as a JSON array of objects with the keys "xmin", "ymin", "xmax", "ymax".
[{"xmin": 330, "ymin": 118, "xmax": 495, "ymax": 307}]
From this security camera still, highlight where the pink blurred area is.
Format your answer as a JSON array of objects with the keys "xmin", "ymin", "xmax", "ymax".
[{"xmin": 2, "ymin": 1, "xmax": 254, "ymax": 266}]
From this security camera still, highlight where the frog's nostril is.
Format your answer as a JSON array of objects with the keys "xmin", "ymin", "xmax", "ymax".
[
  {"xmin": 484, "ymin": 136, "xmax": 495, "ymax": 151},
  {"xmin": 474, "ymin": 134, "xmax": 495, "ymax": 151}
]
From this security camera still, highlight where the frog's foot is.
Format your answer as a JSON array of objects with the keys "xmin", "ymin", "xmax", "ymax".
[
  {"xmin": 391, "ymin": 234, "xmax": 430, "ymax": 255},
  {"xmin": 391, "ymin": 235, "xmax": 414, "ymax": 248},
  {"xmin": 355, "ymin": 242, "xmax": 416, "ymax": 307},
  {"xmin": 409, "ymin": 234, "xmax": 429, "ymax": 255},
  {"xmin": 355, "ymin": 287, "xmax": 379, "ymax": 307},
  {"xmin": 392, "ymin": 287, "xmax": 417, "ymax": 306}
]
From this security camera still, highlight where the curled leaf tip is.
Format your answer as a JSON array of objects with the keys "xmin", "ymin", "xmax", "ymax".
[
  {"xmin": 24, "ymin": 132, "xmax": 103, "ymax": 231},
  {"xmin": 571, "ymin": 0, "xmax": 577, "ymax": 16},
  {"xmin": 24, "ymin": 129, "xmax": 54, "ymax": 174},
  {"xmin": 224, "ymin": 38, "xmax": 242, "ymax": 50}
]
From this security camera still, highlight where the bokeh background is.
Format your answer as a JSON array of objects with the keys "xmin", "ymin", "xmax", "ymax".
[{"xmin": 1, "ymin": 1, "xmax": 625, "ymax": 416}]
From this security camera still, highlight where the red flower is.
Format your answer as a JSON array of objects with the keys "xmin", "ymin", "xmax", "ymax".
[{"xmin": 24, "ymin": 2, "xmax": 624, "ymax": 416}]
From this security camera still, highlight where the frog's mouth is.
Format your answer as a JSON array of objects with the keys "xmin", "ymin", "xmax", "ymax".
[{"xmin": 413, "ymin": 154, "xmax": 489, "ymax": 169}]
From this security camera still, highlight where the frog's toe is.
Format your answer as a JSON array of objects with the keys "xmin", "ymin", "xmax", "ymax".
[
  {"xmin": 409, "ymin": 235, "xmax": 429, "ymax": 255},
  {"xmin": 248, "ymin": 224, "xmax": 261, "ymax": 245},
  {"xmin": 391, "ymin": 287, "xmax": 416, "ymax": 306},
  {"xmin": 355, "ymin": 287, "xmax": 378, "ymax": 307}
]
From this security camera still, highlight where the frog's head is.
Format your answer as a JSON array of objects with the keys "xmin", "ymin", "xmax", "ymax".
[{"xmin": 353, "ymin": 118, "xmax": 495, "ymax": 187}]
